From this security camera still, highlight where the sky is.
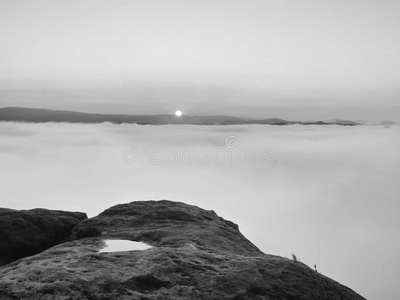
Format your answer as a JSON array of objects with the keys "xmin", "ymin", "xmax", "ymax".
[
  {"xmin": 0, "ymin": 0, "xmax": 399, "ymax": 120},
  {"xmin": 0, "ymin": 122, "xmax": 399, "ymax": 299}
]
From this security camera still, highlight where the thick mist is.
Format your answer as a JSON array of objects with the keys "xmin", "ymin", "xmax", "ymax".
[{"xmin": 0, "ymin": 122, "xmax": 399, "ymax": 299}]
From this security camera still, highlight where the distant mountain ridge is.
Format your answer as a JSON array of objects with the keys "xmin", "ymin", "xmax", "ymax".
[{"xmin": 0, "ymin": 107, "xmax": 361, "ymax": 126}]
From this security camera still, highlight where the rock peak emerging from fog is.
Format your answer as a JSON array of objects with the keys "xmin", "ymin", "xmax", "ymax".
[{"xmin": 0, "ymin": 200, "xmax": 366, "ymax": 300}]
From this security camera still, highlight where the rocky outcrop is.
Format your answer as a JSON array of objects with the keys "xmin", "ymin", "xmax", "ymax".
[
  {"xmin": 0, "ymin": 200, "xmax": 365, "ymax": 300},
  {"xmin": 70, "ymin": 200, "xmax": 260, "ymax": 256},
  {"xmin": 0, "ymin": 208, "xmax": 87, "ymax": 266}
]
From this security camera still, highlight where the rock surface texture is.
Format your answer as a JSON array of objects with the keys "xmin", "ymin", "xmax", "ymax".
[
  {"xmin": 0, "ymin": 208, "xmax": 87, "ymax": 266},
  {"xmin": 0, "ymin": 200, "xmax": 366, "ymax": 300}
]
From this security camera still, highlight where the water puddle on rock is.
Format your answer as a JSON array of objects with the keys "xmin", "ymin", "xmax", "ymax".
[{"xmin": 99, "ymin": 240, "xmax": 152, "ymax": 253}]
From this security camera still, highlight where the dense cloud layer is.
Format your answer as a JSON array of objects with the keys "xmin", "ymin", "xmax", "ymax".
[{"xmin": 0, "ymin": 122, "xmax": 399, "ymax": 299}]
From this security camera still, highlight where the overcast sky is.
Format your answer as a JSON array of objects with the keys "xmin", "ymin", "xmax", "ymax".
[{"xmin": 0, "ymin": 0, "xmax": 399, "ymax": 119}]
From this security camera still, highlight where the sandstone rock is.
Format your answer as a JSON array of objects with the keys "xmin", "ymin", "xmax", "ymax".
[
  {"xmin": 0, "ymin": 200, "xmax": 365, "ymax": 300},
  {"xmin": 70, "ymin": 200, "xmax": 259, "ymax": 256},
  {"xmin": 0, "ymin": 208, "xmax": 87, "ymax": 266}
]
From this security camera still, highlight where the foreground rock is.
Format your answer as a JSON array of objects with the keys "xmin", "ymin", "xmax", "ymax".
[
  {"xmin": 0, "ymin": 208, "xmax": 87, "ymax": 266},
  {"xmin": 0, "ymin": 200, "xmax": 365, "ymax": 300}
]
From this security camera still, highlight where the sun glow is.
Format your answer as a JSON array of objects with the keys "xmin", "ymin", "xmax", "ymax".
[{"xmin": 175, "ymin": 110, "xmax": 182, "ymax": 117}]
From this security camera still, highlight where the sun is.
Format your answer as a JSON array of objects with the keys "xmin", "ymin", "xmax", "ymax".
[{"xmin": 175, "ymin": 110, "xmax": 182, "ymax": 117}]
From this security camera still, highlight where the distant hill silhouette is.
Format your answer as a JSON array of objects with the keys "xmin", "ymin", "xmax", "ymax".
[{"xmin": 0, "ymin": 107, "xmax": 361, "ymax": 126}]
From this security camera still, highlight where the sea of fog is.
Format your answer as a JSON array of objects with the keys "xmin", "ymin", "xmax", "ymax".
[{"xmin": 0, "ymin": 122, "xmax": 399, "ymax": 299}]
